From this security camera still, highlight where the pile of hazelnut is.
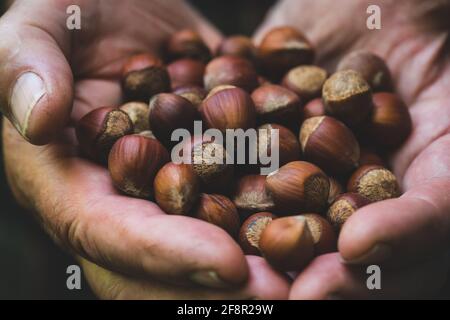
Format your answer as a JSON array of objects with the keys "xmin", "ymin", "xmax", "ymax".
[{"xmin": 75, "ymin": 27, "xmax": 412, "ymax": 273}]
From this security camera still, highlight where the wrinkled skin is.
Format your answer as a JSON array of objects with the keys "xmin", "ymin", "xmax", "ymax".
[{"xmin": 1, "ymin": 0, "xmax": 449, "ymax": 299}]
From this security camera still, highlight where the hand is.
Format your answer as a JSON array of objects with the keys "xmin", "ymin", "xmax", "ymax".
[
  {"xmin": 1, "ymin": 0, "xmax": 290, "ymax": 299},
  {"xmin": 256, "ymin": 0, "xmax": 450, "ymax": 299}
]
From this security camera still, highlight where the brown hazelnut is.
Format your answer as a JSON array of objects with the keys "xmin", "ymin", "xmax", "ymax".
[
  {"xmin": 282, "ymin": 65, "xmax": 327, "ymax": 100},
  {"xmin": 204, "ymin": 56, "xmax": 259, "ymax": 92},
  {"xmin": 366, "ymin": 93, "xmax": 412, "ymax": 149},
  {"xmin": 302, "ymin": 213, "xmax": 337, "ymax": 255},
  {"xmin": 216, "ymin": 35, "xmax": 257, "ymax": 61},
  {"xmin": 337, "ymin": 51, "xmax": 393, "ymax": 92},
  {"xmin": 327, "ymin": 193, "xmax": 370, "ymax": 229},
  {"xmin": 192, "ymin": 194, "xmax": 240, "ymax": 238},
  {"xmin": 76, "ymin": 107, "xmax": 134, "ymax": 163},
  {"xmin": 154, "ymin": 163, "xmax": 201, "ymax": 215},
  {"xmin": 239, "ymin": 212, "xmax": 276, "ymax": 255},
  {"xmin": 258, "ymin": 26, "xmax": 315, "ymax": 80},
  {"xmin": 347, "ymin": 165, "xmax": 400, "ymax": 202},
  {"xmin": 149, "ymin": 93, "xmax": 199, "ymax": 145},
  {"xmin": 265, "ymin": 161, "xmax": 330, "ymax": 213},
  {"xmin": 259, "ymin": 216, "xmax": 315, "ymax": 271},
  {"xmin": 299, "ymin": 116, "xmax": 360, "ymax": 175},
  {"xmin": 359, "ymin": 148, "xmax": 385, "ymax": 167},
  {"xmin": 251, "ymin": 84, "xmax": 301, "ymax": 127},
  {"xmin": 108, "ymin": 135, "xmax": 169, "ymax": 198},
  {"xmin": 173, "ymin": 85, "xmax": 207, "ymax": 110},
  {"xmin": 201, "ymin": 86, "xmax": 256, "ymax": 132},
  {"xmin": 328, "ymin": 177, "xmax": 344, "ymax": 205},
  {"xmin": 301, "ymin": 98, "xmax": 327, "ymax": 120},
  {"xmin": 167, "ymin": 58, "xmax": 205, "ymax": 90},
  {"xmin": 122, "ymin": 54, "xmax": 170, "ymax": 102},
  {"xmin": 166, "ymin": 29, "xmax": 211, "ymax": 63},
  {"xmin": 322, "ymin": 70, "xmax": 373, "ymax": 127},
  {"xmin": 233, "ymin": 175, "xmax": 276, "ymax": 216},
  {"xmin": 119, "ymin": 102, "xmax": 150, "ymax": 133}
]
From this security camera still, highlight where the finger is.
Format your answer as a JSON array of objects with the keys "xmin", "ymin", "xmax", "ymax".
[
  {"xmin": 0, "ymin": 0, "xmax": 74, "ymax": 144},
  {"xmin": 290, "ymin": 253, "xmax": 449, "ymax": 299},
  {"xmin": 339, "ymin": 135, "xmax": 450, "ymax": 266},
  {"xmin": 81, "ymin": 256, "xmax": 290, "ymax": 300}
]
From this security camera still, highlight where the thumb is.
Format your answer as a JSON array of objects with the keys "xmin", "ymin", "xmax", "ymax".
[{"xmin": 0, "ymin": 1, "xmax": 73, "ymax": 145}]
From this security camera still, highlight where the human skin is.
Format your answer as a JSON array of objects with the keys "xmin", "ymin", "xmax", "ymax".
[
  {"xmin": 255, "ymin": 0, "xmax": 450, "ymax": 299},
  {"xmin": 0, "ymin": 0, "xmax": 290, "ymax": 299}
]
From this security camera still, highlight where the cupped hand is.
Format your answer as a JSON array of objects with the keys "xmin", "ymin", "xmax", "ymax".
[
  {"xmin": 1, "ymin": 0, "xmax": 290, "ymax": 299},
  {"xmin": 256, "ymin": 0, "xmax": 450, "ymax": 299}
]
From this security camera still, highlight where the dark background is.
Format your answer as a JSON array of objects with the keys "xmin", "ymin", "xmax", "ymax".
[{"xmin": 0, "ymin": 0, "xmax": 276, "ymax": 300}]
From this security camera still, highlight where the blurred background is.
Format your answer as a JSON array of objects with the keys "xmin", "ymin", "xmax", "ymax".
[{"xmin": 0, "ymin": 0, "xmax": 276, "ymax": 300}]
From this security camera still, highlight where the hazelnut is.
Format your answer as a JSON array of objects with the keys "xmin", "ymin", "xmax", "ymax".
[
  {"xmin": 204, "ymin": 56, "xmax": 259, "ymax": 92},
  {"xmin": 201, "ymin": 86, "xmax": 256, "ymax": 132},
  {"xmin": 149, "ymin": 93, "xmax": 199, "ymax": 145},
  {"xmin": 251, "ymin": 84, "xmax": 301, "ymax": 127},
  {"xmin": 265, "ymin": 161, "xmax": 330, "ymax": 213},
  {"xmin": 301, "ymin": 98, "xmax": 326, "ymax": 121},
  {"xmin": 122, "ymin": 54, "xmax": 170, "ymax": 102},
  {"xmin": 366, "ymin": 93, "xmax": 412, "ymax": 149},
  {"xmin": 337, "ymin": 51, "xmax": 393, "ymax": 92},
  {"xmin": 173, "ymin": 85, "xmax": 207, "ymax": 110},
  {"xmin": 239, "ymin": 212, "xmax": 276, "ymax": 255},
  {"xmin": 322, "ymin": 70, "xmax": 372, "ymax": 127},
  {"xmin": 167, "ymin": 58, "xmax": 205, "ymax": 90},
  {"xmin": 359, "ymin": 148, "xmax": 385, "ymax": 167},
  {"xmin": 192, "ymin": 194, "xmax": 240, "ymax": 238},
  {"xmin": 347, "ymin": 165, "xmax": 400, "ymax": 202},
  {"xmin": 76, "ymin": 107, "xmax": 134, "ymax": 163},
  {"xmin": 108, "ymin": 135, "xmax": 169, "ymax": 198},
  {"xmin": 216, "ymin": 35, "xmax": 257, "ymax": 61},
  {"xmin": 233, "ymin": 175, "xmax": 276, "ymax": 216},
  {"xmin": 328, "ymin": 177, "xmax": 344, "ymax": 205},
  {"xmin": 302, "ymin": 213, "xmax": 337, "ymax": 255},
  {"xmin": 257, "ymin": 123, "xmax": 301, "ymax": 168},
  {"xmin": 327, "ymin": 193, "xmax": 370, "ymax": 229},
  {"xmin": 299, "ymin": 116, "xmax": 360, "ymax": 175},
  {"xmin": 166, "ymin": 29, "xmax": 211, "ymax": 63},
  {"xmin": 259, "ymin": 216, "xmax": 315, "ymax": 271},
  {"xmin": 119, "ymin": 102, "xmax": 150, "ymax": 133},
  {"xmin": 282, "ymin": 65, "xmax": 327, "ymax": 100},
  {"xmin": 154, "ymin": 163, "xmax": 201, "ymax": 215},
  {"xmin": 258, "ymin": 26, "xmax": 315, "ymax": 80}
]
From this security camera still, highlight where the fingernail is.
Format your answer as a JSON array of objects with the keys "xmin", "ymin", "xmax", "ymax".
[
  {"xmin": 190, "ymin": 270, "xmax": 230, "ymax": 289},
  {"xmin": 10, "ymin": 72, "xmax": 46, "ymax": 138},
  {"xmin": 341, "ymin": 243, "xmax": 391, "ymax": 265}
]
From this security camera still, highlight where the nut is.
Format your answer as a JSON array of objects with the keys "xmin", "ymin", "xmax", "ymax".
[
  {"xmin": 173, "ymin": 85, "xmax": 207, "ymax": 110},
  {"xmin": 328, "ymin": 177, "xmax": 344, "ymax": 205},
  {"xmin": 216, "ymin": 35, "xmax": 257, "ymax": 61},
  {"xmin": 167, "ymin": 58, "xmax": 205, "ymax": 90},
  {"xmin": 251, "ymin": 84, "xmax": 300, "ymax": 127},
  {"xmin": 76, "ymin": 107, "xmax": 134, "ymax": 163},
  {"xmin": 322, "ymin": 70, "xmax": 373, "ymax": 127},
  {"xmin": 327, "ymin": 193, "xmax": 370, "ymax": 229},
  {"xmin": 299, "ymin": 116, "xmax": 360, "ymax": 174},
  {"xmin": 258, "ymin": 26, "xmax": 315, "ymax": 80},
  {"xmin": 265, "ymin": 161, "xmax": 330, "ymax": 213},
  {"xmin": 154, "ymin": 163, "xmax": 200, "ymax": 215},
  {"xmin": 282, "ymin": 65, "xmax": 327, "ymax": 100},
  {"xmin": 359, "ymin": 148, "xmax": 385, "ymax": 167},
  {"xmin": 347, "ymin": 165, "xmax": 400, "ymax": 202},
  {"xmin": 302, "ymin": 213, "xmax": 337, "ymax": 255},
  {"xmin": 301, "ymin": 98, "xmax": 326, "ymax": 121},
  {"xmin": 239, "ymin": 212, "xmax": 276, "ymax": 255},
  {"xmin": 257, "ymin": 123, "xmax": 301, "ymax": 168},
  {"xmin": 192, "ymin": 193, "xmax": 240, "ymax": 238},
  {"xmin": 233, "ymin": 175, "xmax": 276, "ymax": 216},
  {"xmin": 149, "ymin": 93, "xmax": 199, "ymax": 145},
  {"xmin": 337, "ymin": 51, "xmax": 393, "ymax": 92},
  {"xmin": 204, "ymin": 55, "xmax": 259, "ymax": 92},
  {"xmin": 366, "ymin": 92, "xmax": 412, "ymax": 149},
  {"xmin": 259, "ymin": 215, "xmax": 315, "ymax": 271},
  {"xmin": 108, "ymin": 134, "xmax": 169, "ymax": 198},
  {"xmin": 166, "ymin": 29, "xmax": 211, "ymax": 63},
  {"xmin": 201, "ymin": 86, "xmax": 256, "ymax": 132},
  {"xmin": 122, "ymin": 54, "xmax": 170, "ymax": 102},
  {"xmin": 120, "ymin": 102, "xmax": 150, "ymax": 133}
]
